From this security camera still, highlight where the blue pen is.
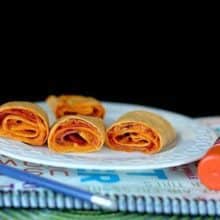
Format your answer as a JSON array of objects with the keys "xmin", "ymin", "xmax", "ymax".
[{"xmin": 0, "ymin": 163, "xmax": 114, "ymax": 209}]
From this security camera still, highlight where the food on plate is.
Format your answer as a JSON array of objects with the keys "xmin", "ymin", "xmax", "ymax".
[
  {"xmin": 48, "ymin": 115, "xmax": 105, "ymax": 153},
  {"xmin": 106, "ymin": 111, "xmax": 176, "ymax": 154},
  {"xmin": 46, "ymin": 95, "xmax": 105, "ymax": 119},
  {"xmin": 0, "ymin": 101, "xmax": 49, "ymax": 145}
]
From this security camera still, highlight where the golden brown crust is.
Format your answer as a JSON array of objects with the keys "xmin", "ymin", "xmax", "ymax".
[
  {"xmin": 106, "ymin": 111, "xmax": 176, "ymax": 154},
  {"xmin": 46, "ymin": 95, "xmax": 105, "ymax": 119},
  {"xmin": 0, "ymin": 101, "xmax": 49, "ymax": 145},
  {"xmin": 48, "ymin": 115, "xmax": 105, "ymax": 153}
]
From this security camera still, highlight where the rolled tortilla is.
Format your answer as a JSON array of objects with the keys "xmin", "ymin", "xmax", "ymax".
[
  {"xmin": 106, "ymin": 111, "xmax": 176, "ymax": 154},
  {"xmin": 46, "ymin": 95, "xmax": 105, "ymax": 119},
  {"xmin": 48, "ymin": 115, "xmax": 105, "ymax": 153},
  {"xmin": 0, "ymin": 101, "xmax": 49, "ymax": 145}
]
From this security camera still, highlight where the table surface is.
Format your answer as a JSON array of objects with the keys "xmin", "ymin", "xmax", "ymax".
[{"xmin": 0, "ymin": 209, "xmax": 218, "ymax": 220}]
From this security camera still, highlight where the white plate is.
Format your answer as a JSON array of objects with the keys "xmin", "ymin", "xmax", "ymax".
[{"xmin": 0, "ymin": 102, "xmax": 217, "ymax": 170}]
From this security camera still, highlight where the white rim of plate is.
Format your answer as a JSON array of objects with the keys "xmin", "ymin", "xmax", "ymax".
[{"xmin": 0, "ymin": 101, "xmax": 217, "ymax": 170}]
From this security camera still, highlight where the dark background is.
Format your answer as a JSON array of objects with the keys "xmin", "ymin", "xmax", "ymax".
[
  {"xmin": 0, "ymin": 72, "xmax": 218, "ymax": 118},
  {"xmin": 1, "ymin": 25, "xmax": 219, "ymax": 118},
  {"xmin": 1, "ymin": 12, "xmax": 219, "ymax": 118}
]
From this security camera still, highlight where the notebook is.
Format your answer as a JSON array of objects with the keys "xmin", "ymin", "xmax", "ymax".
[{"xmin": 0, "ymin": 117, "xmax": 220, "ymax": 216}]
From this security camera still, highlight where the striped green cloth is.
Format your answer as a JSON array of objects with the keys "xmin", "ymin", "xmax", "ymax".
[{"xmin": 0, "ymin": 209, "xmax": 218, "ymax": 220}]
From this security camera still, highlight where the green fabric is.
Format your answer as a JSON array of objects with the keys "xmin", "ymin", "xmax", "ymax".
[{"xmin": 0, "ymin": 209, "xmax": 217, "ymax": 220}]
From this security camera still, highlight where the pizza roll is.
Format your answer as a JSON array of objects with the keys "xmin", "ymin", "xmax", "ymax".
[
  {"xmin": 46, "ymin": 95, "xmax": 105, "ymax": 119},
  {"xmin": 106, "ymin": 111, "xmax": 176, "ymax": 154},
  {"xmin": 0, "ymin": 101, "xmax": 49, "ymax": 145},
  {"xmin": 48, "ymin": 115, "xmax": 105, "ymax": 153}
]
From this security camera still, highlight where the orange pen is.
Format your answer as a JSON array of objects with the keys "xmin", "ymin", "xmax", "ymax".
[{"xmin": 198, "ymin": 137, "xmax": 220, "ymax": 190}]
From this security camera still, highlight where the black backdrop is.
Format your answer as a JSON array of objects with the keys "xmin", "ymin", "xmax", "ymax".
[
  {"xmin": 1, "ymin": 17, "xmax": 219, "ymax": 118},
  {"xmin": 0, "ymin": 73, "xmax": 218, "ymax": 117}
]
